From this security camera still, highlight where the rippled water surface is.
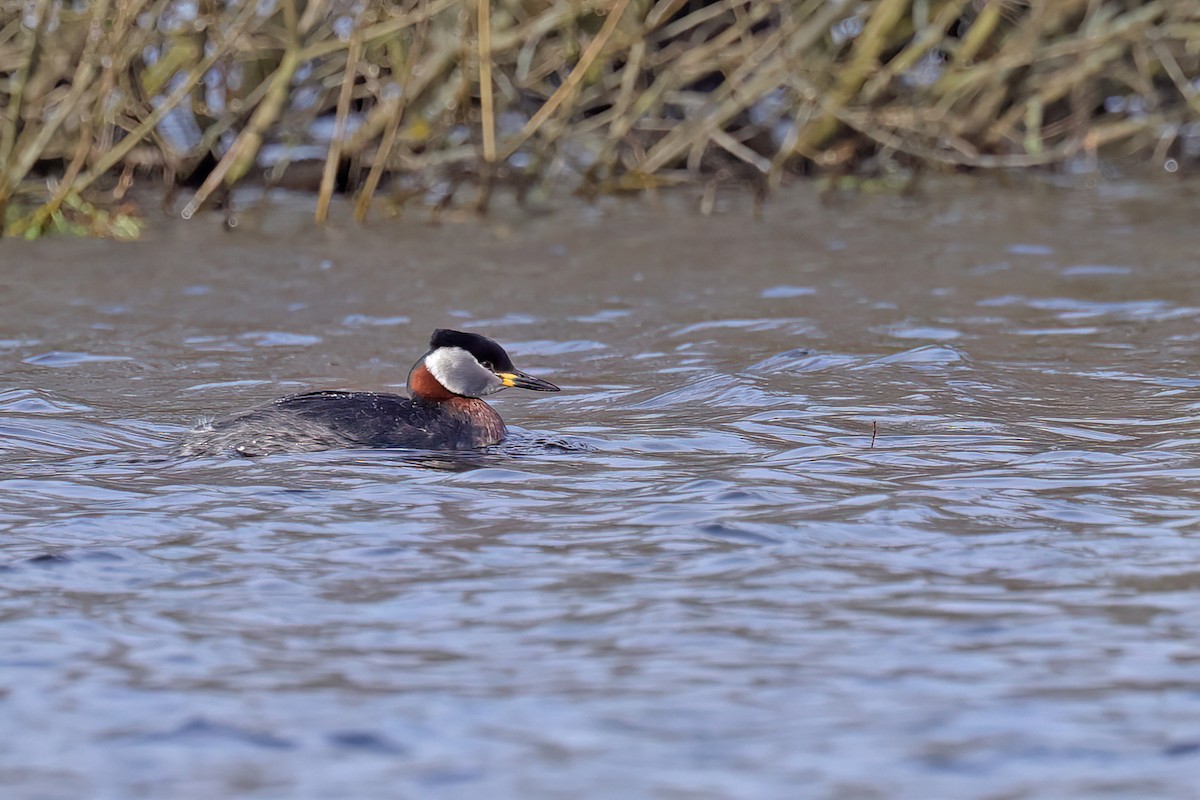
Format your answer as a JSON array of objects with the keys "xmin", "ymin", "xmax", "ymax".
[{"xmin": 3, "ymin": 178, "xmax": 1200, "ymax": 799}]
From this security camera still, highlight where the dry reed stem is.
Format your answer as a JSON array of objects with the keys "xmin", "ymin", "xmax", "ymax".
[
  {"xmin": 2, "ymin": 0, "xmax": 1199, "ymax": 235},
  {"xmin": 299, "ymin": 0, "xmax": 462, "ymax": 62},
  {"xmin": 354, "ymin": 21, "xmax": 426, "ymax": 222},
  {"xmin": 353, "ymin": 96, "xmax": 406, "ymax": 222},
  {"xmin": 70, "ymin": 2, "xmax": 260, "ymax": 197},
  {"xmin": 317, "ymin": 29, "xmax": 362, "ymax": 224},
  {"xmin": 497, "ymin": 0, "xmax": 633, "ymax": 161},
  {"xmin": 792, "ymin": 0, "xmax": 911, "ymax": 157},
  {"xmin": 182, "ymin": 44, "xmax": 302, "ymax": 218},
  {"xmin": 3, "ymin": 0, "xmax": 110, "ymax": 196},
  {"xmin": 1152, "ymin": 41, "xmax": 1200, "ymax": 117},
  {"xmin": 644, "ymin": 0, "xmax": 688, "ymax": 32},
  {"xmin": 862, "ymin": 0, "xmax": 972, "ymax": 102},
  {"xmin": 642, "ymin": 0, "xmax": 846, "ymax": 173},
  {"xmin": 0, "ymin": 0, "xmax": 50, "ymax": 179},
  {"xmin": 297, "ymin": 0, "xmax": 330, "ymax": 36},
  {"xmin": 9, "ymin": 0, "xmax": 144, "ymax": 234},
  {"xmin": 478, "ymin": 0, "xmax": 496, "ymax": 164},
  {"xmin": 948, "ymin": 0, "xmax": 1003, "ymax": 67}
]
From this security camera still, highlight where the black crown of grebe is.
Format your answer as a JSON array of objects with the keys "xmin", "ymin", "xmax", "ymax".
[{"xmin": 179, "ymin": 329, "xmax": 559, "ymax": 457}]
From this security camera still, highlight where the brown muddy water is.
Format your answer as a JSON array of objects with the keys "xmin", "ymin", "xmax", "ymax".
[{"xmin": 2, "ymin": 177, "xmax": 1200, "ymax": 799}]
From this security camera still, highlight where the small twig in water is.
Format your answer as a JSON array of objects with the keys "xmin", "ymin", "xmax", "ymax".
[{"xmin": 870, "ymin": 421, "xmax": 877, "ymax": 448}]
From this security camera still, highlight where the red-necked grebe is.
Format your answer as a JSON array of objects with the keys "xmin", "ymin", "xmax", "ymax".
[{"xmin": 179, "ymin": 329, "xmax": 559, "ymax": 457}]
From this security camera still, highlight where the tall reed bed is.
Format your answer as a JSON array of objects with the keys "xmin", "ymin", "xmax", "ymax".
[{"xmin": 1, "ymin": 1, "xmax": 1197, "ymax": 236}]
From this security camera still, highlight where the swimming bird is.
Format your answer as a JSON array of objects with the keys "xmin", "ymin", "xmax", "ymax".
[{"xmin": 178, "ymin": 329, "xmax": 559, "ymax": 457}]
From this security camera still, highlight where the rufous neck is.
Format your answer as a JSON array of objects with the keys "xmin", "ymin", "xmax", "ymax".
[{"xmin": 407, "ymin": 360, "xmax": 455, "ymax": 402}]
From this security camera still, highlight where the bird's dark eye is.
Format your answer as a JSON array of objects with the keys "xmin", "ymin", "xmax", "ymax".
[{"xmin": 481, "ymin": 360, "xmax": 494, "ymax": 371}]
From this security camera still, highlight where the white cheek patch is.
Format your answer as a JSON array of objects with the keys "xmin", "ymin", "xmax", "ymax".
[
  {"xmin": 425, "ymin": 347, "xmax": 503, "ymax": 397},
  {"xmin": 424, "ymin": 347, "xmax": 460, "ymax": 389}
]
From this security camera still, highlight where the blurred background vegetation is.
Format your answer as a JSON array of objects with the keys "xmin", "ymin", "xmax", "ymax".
[{"xmin": 1, "ymin": 0, "xmax": 1198, "ymax": 237}]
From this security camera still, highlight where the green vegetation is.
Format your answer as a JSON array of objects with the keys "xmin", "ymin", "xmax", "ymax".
[{"xmin": 1, "ymin": 1, "xmax": 1197, "ymax": 237}]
